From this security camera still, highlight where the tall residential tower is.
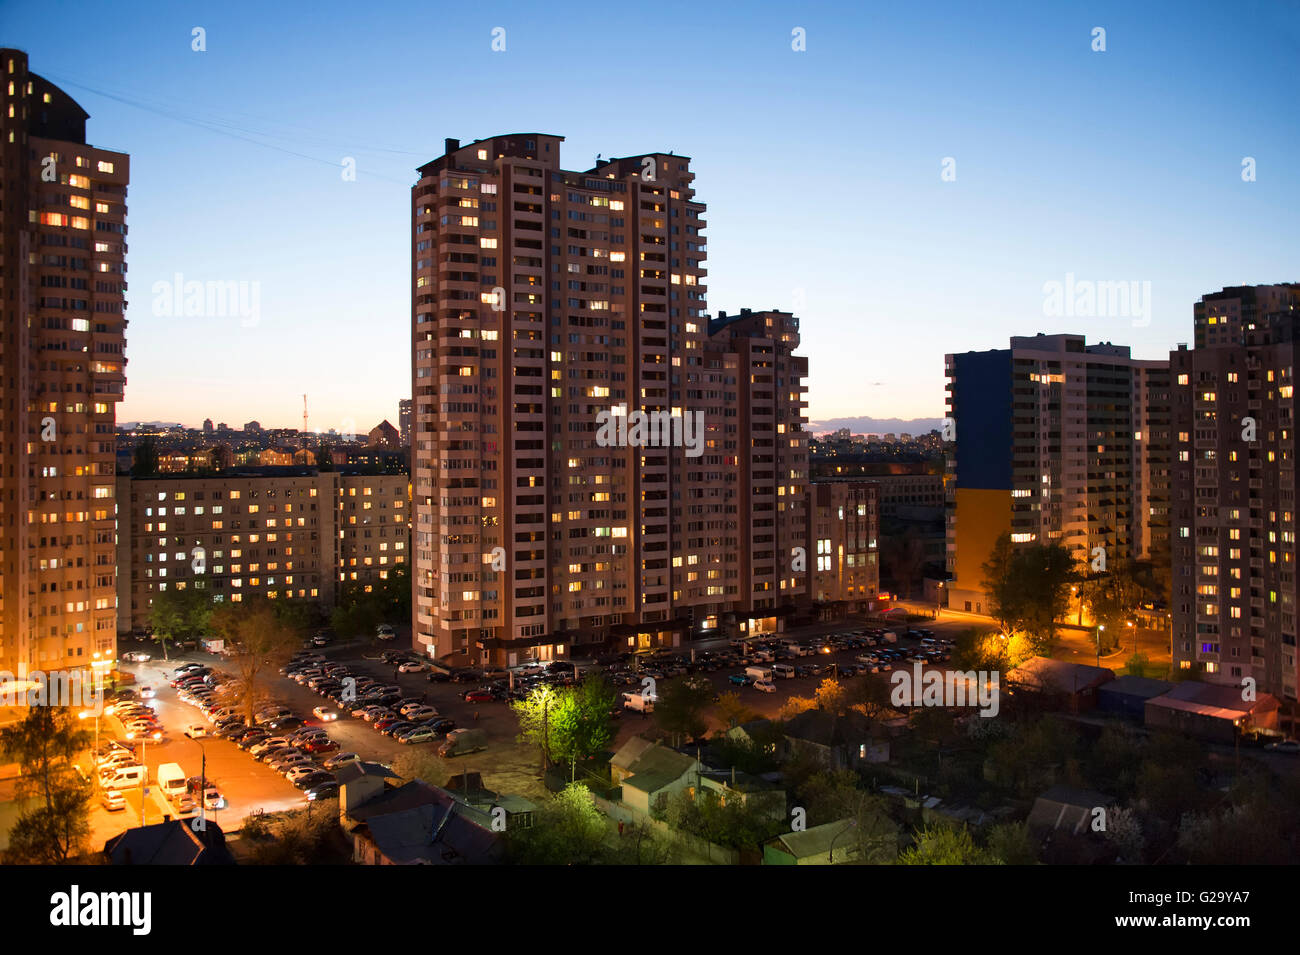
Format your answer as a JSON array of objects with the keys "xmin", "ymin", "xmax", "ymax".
[
  {"xmin": 411, "ymin": 136, "xmax": 806, "ymax": 665},
  {"xmin": 945, "ymin": 334, "xmax": 1170, "ymax": 615},
  {"xmin": 0, "ymin": 49, "xmax": 129, "ymax": 675}
]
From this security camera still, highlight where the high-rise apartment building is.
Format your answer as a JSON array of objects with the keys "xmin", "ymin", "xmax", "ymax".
[
  {"xmin": 1, "ymin": 49, "xmax": 129, "ymax": 675},
  {"xmin": 1171, "ymin": 285, "xmax": 1300, "ymax": 713},
  {"xmin": 411, "ymin": 135, "xmax": 806, "ymax": 665},
  {"xmin": 398, "ymin": 398, "xmax": 412, "ymax": 446},
  {"xmin": 946, "ymin": 334, "xmax": 1171, "ymax": 614}
]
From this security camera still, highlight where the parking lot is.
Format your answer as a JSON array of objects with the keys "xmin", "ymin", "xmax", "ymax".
[{"xmin": 83, "ymin": 617, "xmax": 963, "ymax": 841}]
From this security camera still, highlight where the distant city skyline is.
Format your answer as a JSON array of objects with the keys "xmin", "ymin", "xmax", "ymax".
[{"xmin": 3, "ymin": 0, "xmax": 1297, "ymax": 431}]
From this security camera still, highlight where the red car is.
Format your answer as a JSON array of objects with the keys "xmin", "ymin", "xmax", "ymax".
[
  {"xmin": 463, "ymin": 689, "xmax": 493, "ymax": 703},
  {"xmin": 304, "ymin": 738, "xmax": 339, "ymax": 754}
]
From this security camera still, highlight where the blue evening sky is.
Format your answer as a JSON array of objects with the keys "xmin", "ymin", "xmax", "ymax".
[{"xmin": 3, "ymin": 0, "xmax": 1297, "ymax": 431}]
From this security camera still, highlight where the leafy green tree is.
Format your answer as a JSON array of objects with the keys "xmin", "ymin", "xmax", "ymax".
[
  {"xmin": 985, "ymin": 821, "xmax": 1039, "ymax": 864},
  {"xmin": 654, "ymin": 675, "xmax": 714, "ymax": 746},
  {"xmin": 898, "ymin": 824, "xmax": 999, "ymax": 865},
  {"xmin": 513, "ymin": 677, "xmax": 617, "ymax": 774},
  {"xmin": 981, "ymin": 534, "xmax": 1074, "ymax": 651},
  {"xmin": 662, "ymin": 787, "xmax": 784, "ymax": 850},
  {"xmin": 149, "ymin": 579, "xmax": 214, "ymax": 660},
  {"xmin": 504, "ymin": 783, "xmax": 609, "ymax": 865},
  {"xmin": 0, "ymin": 707, "xmax": 92, "ymax": 863},
  {"xmin": 551, "ymin": 676, "xmax": 618, "ymax": 771}
]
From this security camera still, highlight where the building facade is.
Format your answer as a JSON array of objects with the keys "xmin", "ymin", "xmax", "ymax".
[
  {"xmin": 1171, "ymin": 285, "xmax": 1300, "ymax": 709},
  {"xmin": 806, "ymin": 481, "xmax": 880, "ymax": 611},
  {"xmin": 410, "ymin": 135, "xmax": 807, "ymax": 665},
  {"xmin": 946, "ymin": 334, "xmax": 1171, "ymax": 614},
  {"xmin": 116, "ymin": 469, "xmax": 408, "ymax": 634},
  {"xmin": 1, "ymin": 49, "xmax": 129, "ymax": 675}
]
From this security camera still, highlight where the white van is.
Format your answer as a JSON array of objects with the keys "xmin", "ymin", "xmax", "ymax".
[
  {"xmin": 771, "ymin": 663, "xmax": 796, "ymax": 679},
  {"xmin": 100, "ymin": 764, "xmax": 146, "ymax": 790},
  {"xmin": 745, "ymin": 666, "xmax": 773, "ymax": 683},
  {"xmin": 622, "ymin": 691, "xmax": 655, "ymax": 713}
]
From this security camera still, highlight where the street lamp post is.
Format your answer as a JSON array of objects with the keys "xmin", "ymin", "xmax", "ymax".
[
  {"xmin": 828, "ymin": 818, "xmax": 857, "ymax": 863},
  {"xmin": 1095, "ymin": 625, "xmax": 1105, "ymax": 667},
  {"xmin": 127, "ymin": 730, "xmax": 162, "ymax": 826},
  {"xmin": 79, "ymin": 711, "xmax": 99, "ymax": 792}
]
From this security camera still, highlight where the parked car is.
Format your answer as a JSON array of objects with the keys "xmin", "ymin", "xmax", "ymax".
[
  {"xmin": 1265, "ymin": 739, "xmax": 1300, "ymax": 754},
  {"xmin": 294, "ymin": 771, "xmax": 337, "ymax": 790},
  {"xmin": 249, "ymin": 738, "xmax": 289, "ymax": 758},
  {"xmin": 728, "ymin": 674, "xmax": 753, "ymax": 686},
  {"xmin": 100, "ymin": 789, "xmax": 127, "ymax": 812},
  {"xmin": 462, "ymin": 689, "xmax": 493, "ymax": 704},
  {"xmin": 304, "ymin": 738, "xmax": 339, "ymax": 755},
  {"xmin": 753, "ymin": 680, "xmax": 776, "ymax": 693},
  {"xmin": 268, "ymin": 716, "xmax": 305, "ymax": 731},
  {"xmin": 397, "ymin": 661, "xmax": 426, "ymax": 674},
  {"xmin": 237, "ymin": 731, "xmax": 272, "ymax": 751},
  {"xmin": 322, "ymin": 752, "xmax": 361, "ymax": 770},
  {"xmin": 399, "ymin": 726, "xmax": 437, "ymax": 744},
  {"xmin": 402, "ymin": 705, "xmax": 439, "ymax": 722},
  {"xmin": 422, "ymin": 717, "xmax": 457, "ymax": 737}
]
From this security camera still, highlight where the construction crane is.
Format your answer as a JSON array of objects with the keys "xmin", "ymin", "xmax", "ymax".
[{"xmin": 302, "ymin": 394, "xmax": 309, "ymax": 443}]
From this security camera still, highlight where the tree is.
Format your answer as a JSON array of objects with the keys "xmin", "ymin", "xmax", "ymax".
[
  {"xmin": 504, "ymin": 783, "xmax": 609, "ymax": 865},
  {"xmin": 662, "ymin": 787, "xmax": 784, "ymax": 850},
  {"xmin": 332, "ymin": 563, "xmax": 409, "ymax": 640},
  {"xmin": 0, "ymin": 707, "xmax": 92, "ymax": 863},
  {"xmin": 551, "ymin": 676, "xmax": 618, "ymax": 773},
  {"xmin": 714, "ymin": 691, "xmax": 758, "ymax": 730},
  {"xmin": 844, "ymin": 675, "xmax": 897, "ymax": 721},
  {"xmin": 131, "ymin": 436, "xmax": 159, "ymax": 477},
  {"xmin": 980, "ymin": 533, "xmax": 1021, "ymax": 637},
  {"xmin": 210, "ymin": 596, "xmax": 304, "ymax": 724},
  {"xmin": 898, "ymin": 824, "xmax": 999, "ymax": 865},
  {"xmin": 654, "ymin": 676, "xmax": 714, "ymax": 746},
  {"xmin": 981, "ymin": 534, "xmax": 1074, "ymax": 652},
  {"xmin": 985, "ymin": 821, "xmax": 1038, "ymax": 864},
  {"xmin": 1079, "ymin": 560, "xmax": 1145, "ymax": 642},
  {"xmin": 149, "ymin": 580, "xmax": 214, "ymax": 660},
  {"xmin": 513, "ymin": 677, "xmax": 617, "ymax": 775},
  {"xmin": 881, "ymin": 528, "xmax": 927, "ymax": 599}
]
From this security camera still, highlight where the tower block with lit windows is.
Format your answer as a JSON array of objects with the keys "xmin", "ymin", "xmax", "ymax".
[{"xmin": 0, "ymin": 49, "xmax": 129, "ymax": 675}]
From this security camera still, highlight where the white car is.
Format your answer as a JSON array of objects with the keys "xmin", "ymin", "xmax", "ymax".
[
  {"xmin": 753, "ymin": 680, "xmax": 776, "ymax": 693},
  {"xmin": 249, "ymin": 737, "xmax": 290, "ymax": 758},
  {"xmin": 359, "ymin": 706, "xmax": 390, "ymax": 722},
  {"xmin": 397, "ymin": 662, "xmax": 425, "ymax": 673},
  {"xmin": 121, "ymin": 651, "xmax": 152, "ymax": 663},
  {"xmin": 139, "ymin": 685, "xmax": 156, "ymax": 699},
  {"xmin": 285, "ymin": 765, "xmax": 321, "ymax": 784},
  {"xmin": 183, "ymin": 724, "xmax": 208, "ymax": 739},
  {"xmin": 312, "ymin": 706, "xmax": 338, "ymax": 722}
]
